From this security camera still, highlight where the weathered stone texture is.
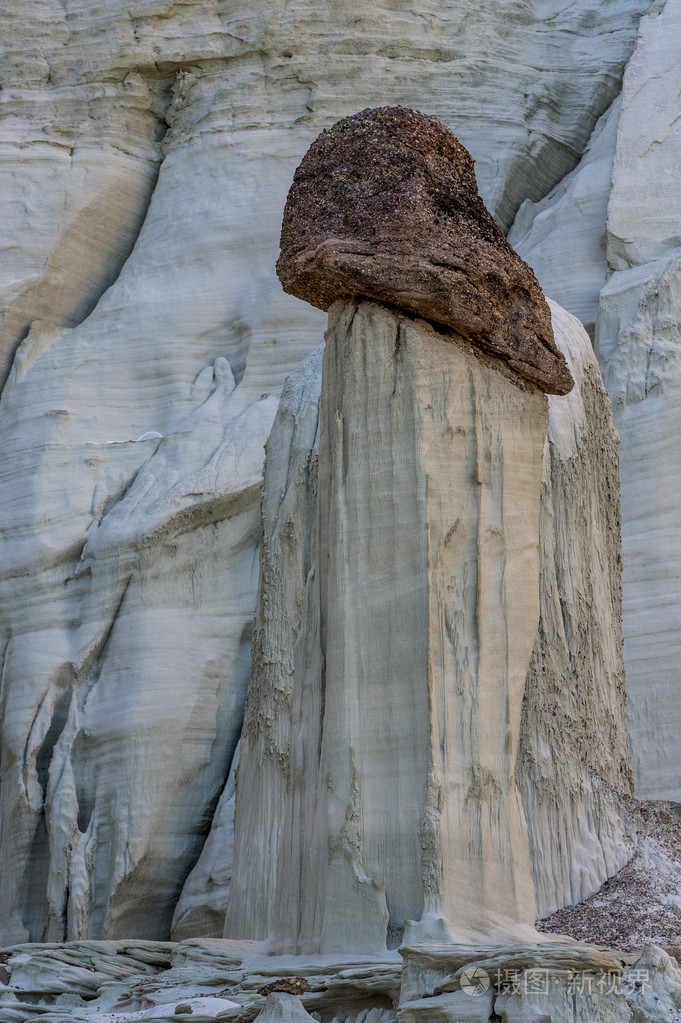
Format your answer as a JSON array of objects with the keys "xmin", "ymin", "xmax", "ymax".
[
  {"xmin": 225, "ymin": 302, "xmax": 631, "ymax": 946},
  {"xmin": 0, "ymin": 0, "xmax": 655, "ymax": 941},
  {"xmin": 277, "ymin": 107, "xmax": 573, "ymax": 396},
  {"xmin": 264, "ymin": 300, "xmax": 548, "ymax": 953}
]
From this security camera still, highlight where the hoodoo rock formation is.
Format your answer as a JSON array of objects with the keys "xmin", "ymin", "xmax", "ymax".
[
  {"xmin": 2, "ymin": 0, "xmax": 673, "ymax": 960},
  {"xmin": 225, "ymin": 111, "xmax": 581, "ymax": 952},
  {"xmin": 4, "ymin": 0, "xmax": 681, "ymax": 1013},
  {"xmin": 224, "ymin": 298, "xmax": 633, "ymax": 957},
  {"xmin": 276, "ymin": 106, "xmax": 574, "ymax": 396}
]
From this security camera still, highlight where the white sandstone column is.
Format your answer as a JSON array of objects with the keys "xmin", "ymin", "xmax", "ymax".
[{"xmin": 268, "ymin": 301, "xmax": 548, "ymax": 953}]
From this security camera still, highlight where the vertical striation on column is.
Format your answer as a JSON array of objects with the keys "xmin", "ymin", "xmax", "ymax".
[
  {"xmin": 263, "ymin": 301, "xmax": 548, "ymax": 952},
  {"xmin": 226, "ymin": 106, "xmax": 571, "ymax": 952}
]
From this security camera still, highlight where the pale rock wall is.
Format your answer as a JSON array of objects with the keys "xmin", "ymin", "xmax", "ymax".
[
  {"xmin": 598, "ymin": 254, "xmax": 681, "ymax": 799},
  {"xmin": 506, "ymin": 0, "xmax": 681, "ymax": 803},
  {"xmin": 223, "ymin": 346, "xmax": 324, "ymax": 944},
  {"xmin": 606, "ymin": 0, "xmax": 681, "ymax": 272},
  {"xmin": 225, "ymin": 301, "xmax": 631, "ymax": 944},
  {"xmin": 519, "ymin": 300, "xmax": 633, "ymax": 919},
  {"xmin": 0, "ymin": 0, "xmax": 652, "ymax": 939},
  {"xmin": 596, "ymin": 0, "xmax": 681, "ymax": 800},
  {"xmin": 0, "ymin": 338, "xmax": 277, "ymax": 942},
  {"xmin": 0, "ymin": 0, "xmax": 651, "ymax": 385},
  {"xmin": 268, "ymin": 301, "xmax": 548, "ymax": 953},
  {"xmin": 508, "ymin": 98, "xmax": 620, "ymax": 339},
  {"xmin": 170, "ymin": 741, "xmax": 240, "ymax": 940}
]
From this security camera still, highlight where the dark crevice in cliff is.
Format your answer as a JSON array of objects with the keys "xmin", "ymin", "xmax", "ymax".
[
  {"xmin": 35, "ymin": 688, "xmax": 71, "ymax": 799},
  {"xmin": 78, "ymin": 574, "xmax": 133, "ymax": 704},
  {"xmin": 22, "ymin": 811, "xmax": 50, "ymax": 942}
]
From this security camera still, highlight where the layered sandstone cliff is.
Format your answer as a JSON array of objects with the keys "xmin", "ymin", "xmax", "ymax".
[
  {"xmin": 0, "ymin": 0, "xmax": 674, "ymax": 945},
  {"xmin": 510, "ymin": 0, "xmax": 681, "ymax": 802}
]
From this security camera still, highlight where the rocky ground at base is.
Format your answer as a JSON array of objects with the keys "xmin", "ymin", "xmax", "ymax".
[
  {"xmin": 2, "ymin": 809, "xmax": 681, "ymax": 1022},
  {"xmin": 539, "ymin": 800, "xmax": 681, "ymax": 953},
  {"xmin": 0, "ymin": 934, "xmax": 680, "ymax": 1023}
]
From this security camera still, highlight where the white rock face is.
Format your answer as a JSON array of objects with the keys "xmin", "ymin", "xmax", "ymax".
[
  {"xmin": 225, "ymin": 347, "xmax": 324, "ymax": 943},
  {"xmin": 170, "ymin": 742, "xmax": 240, "ymax": 941},
  {"xmin": 0, "ymin": 62, "xmax": 164, "ymax": 388},
  {"xmin": 508, "ymin": 98, "xmax": 620, "ymax": 339},
  {"xmin": 494, "ymin": 969, "xmax": 628, "ymax": 1022},
  {"xmin": 598, "ymin": 253, "xmax": 681, "ymax": 800},
  {"xmin": 0, "ymin": 336, "xmax": 277, "ymax": 942},
  {"xmin": 622, "ymin": 944, "xmax": 681, "ymax": 1021},
  {"xmin": 594, "ymin": 0, "xmax": 681, "ymax": 800},
  {"xmin": 505, "ymin": 0, "xmax": 681, "ymax": 806},
  {"xmin": 225, "ymin": 302, "xmax": 631, "ymax": 944},
  {"xmin": 232, "ymin": 301, "xmax": 549, "ymax": 953},
  {"xmin": 399, "ymin": 943, "xmax": 634, "ymax": 1023},
  {"xmin": 0, "ymin": 0, "xmax": 654, "ymax": 940},
  {"xmin": 607, "ymin": 0, "xmax": 681, "ymax": 272},
  {"xmin": 520, "ymin": 301, "xmax": 633, "ymax": 918}
]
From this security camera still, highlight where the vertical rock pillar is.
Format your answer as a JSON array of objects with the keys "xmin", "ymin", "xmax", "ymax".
[{"xmin": 228, "ymin": 106, "xmax": 573, "ymax": 953}]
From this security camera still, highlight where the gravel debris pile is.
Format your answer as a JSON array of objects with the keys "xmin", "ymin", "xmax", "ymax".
[{"xmin": 539, "ymin": 801, "xmax": 681, "ymax": 953}]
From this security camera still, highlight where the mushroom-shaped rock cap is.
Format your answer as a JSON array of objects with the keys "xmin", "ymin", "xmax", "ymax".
[{"xmin": 277, "ymin": 106, "xmax": 573, "ymax": 396}]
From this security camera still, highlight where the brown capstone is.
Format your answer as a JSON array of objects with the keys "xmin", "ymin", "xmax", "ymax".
[
  {"xmin": 277, "ymin": 105, "xmax": 573, "ymax": 396},
  {"xmin": 258, "ymin": 978, "xmax": 310, "ymax": 996}
]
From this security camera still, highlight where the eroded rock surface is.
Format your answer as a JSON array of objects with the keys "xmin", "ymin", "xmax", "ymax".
[
  {"xmin": 505, "ymin": 0, "xmax": 681, "ymax": 806},
  {"xmin": 277, "ymin": 106, "xmax": 573, "ymax": 396},
  {"xmin": 508, "ymin": 97, "xmax": 621, "ymax": 340},
  {"xmin": 596, "ymin": 0, "xmax": 681, "ymax": 801},
  {"xmin": 519, "ymin": 300, "xmax": 634, "ymax": 919},
  {"xmin": 224, "ymin": 302, "xmax": 632, "ymax": 946},
  {"xmin": 4, "ymin": 934, "xmax": 681, "ymax": 1023},
  {"xmin": 229, "ymin": 300, "xmax": 548, "ymax": 953},
  {"xmin": 224, "ymin": 348, "xmax": 324, "ymax": 944},
  {"xmin": 0, "ymin": 0, "xmax": 653, "ymax": 940},
  {"xmin": 171, "ymin": 743, "xmax": 241, "ymax": 941},
  {"xmin": 0, "ymin": 349, "xmax": 277, "ymax": 944},
  {"xmin": 540, "ymin": 801, "xmax": 681, "ymax": 952}
]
